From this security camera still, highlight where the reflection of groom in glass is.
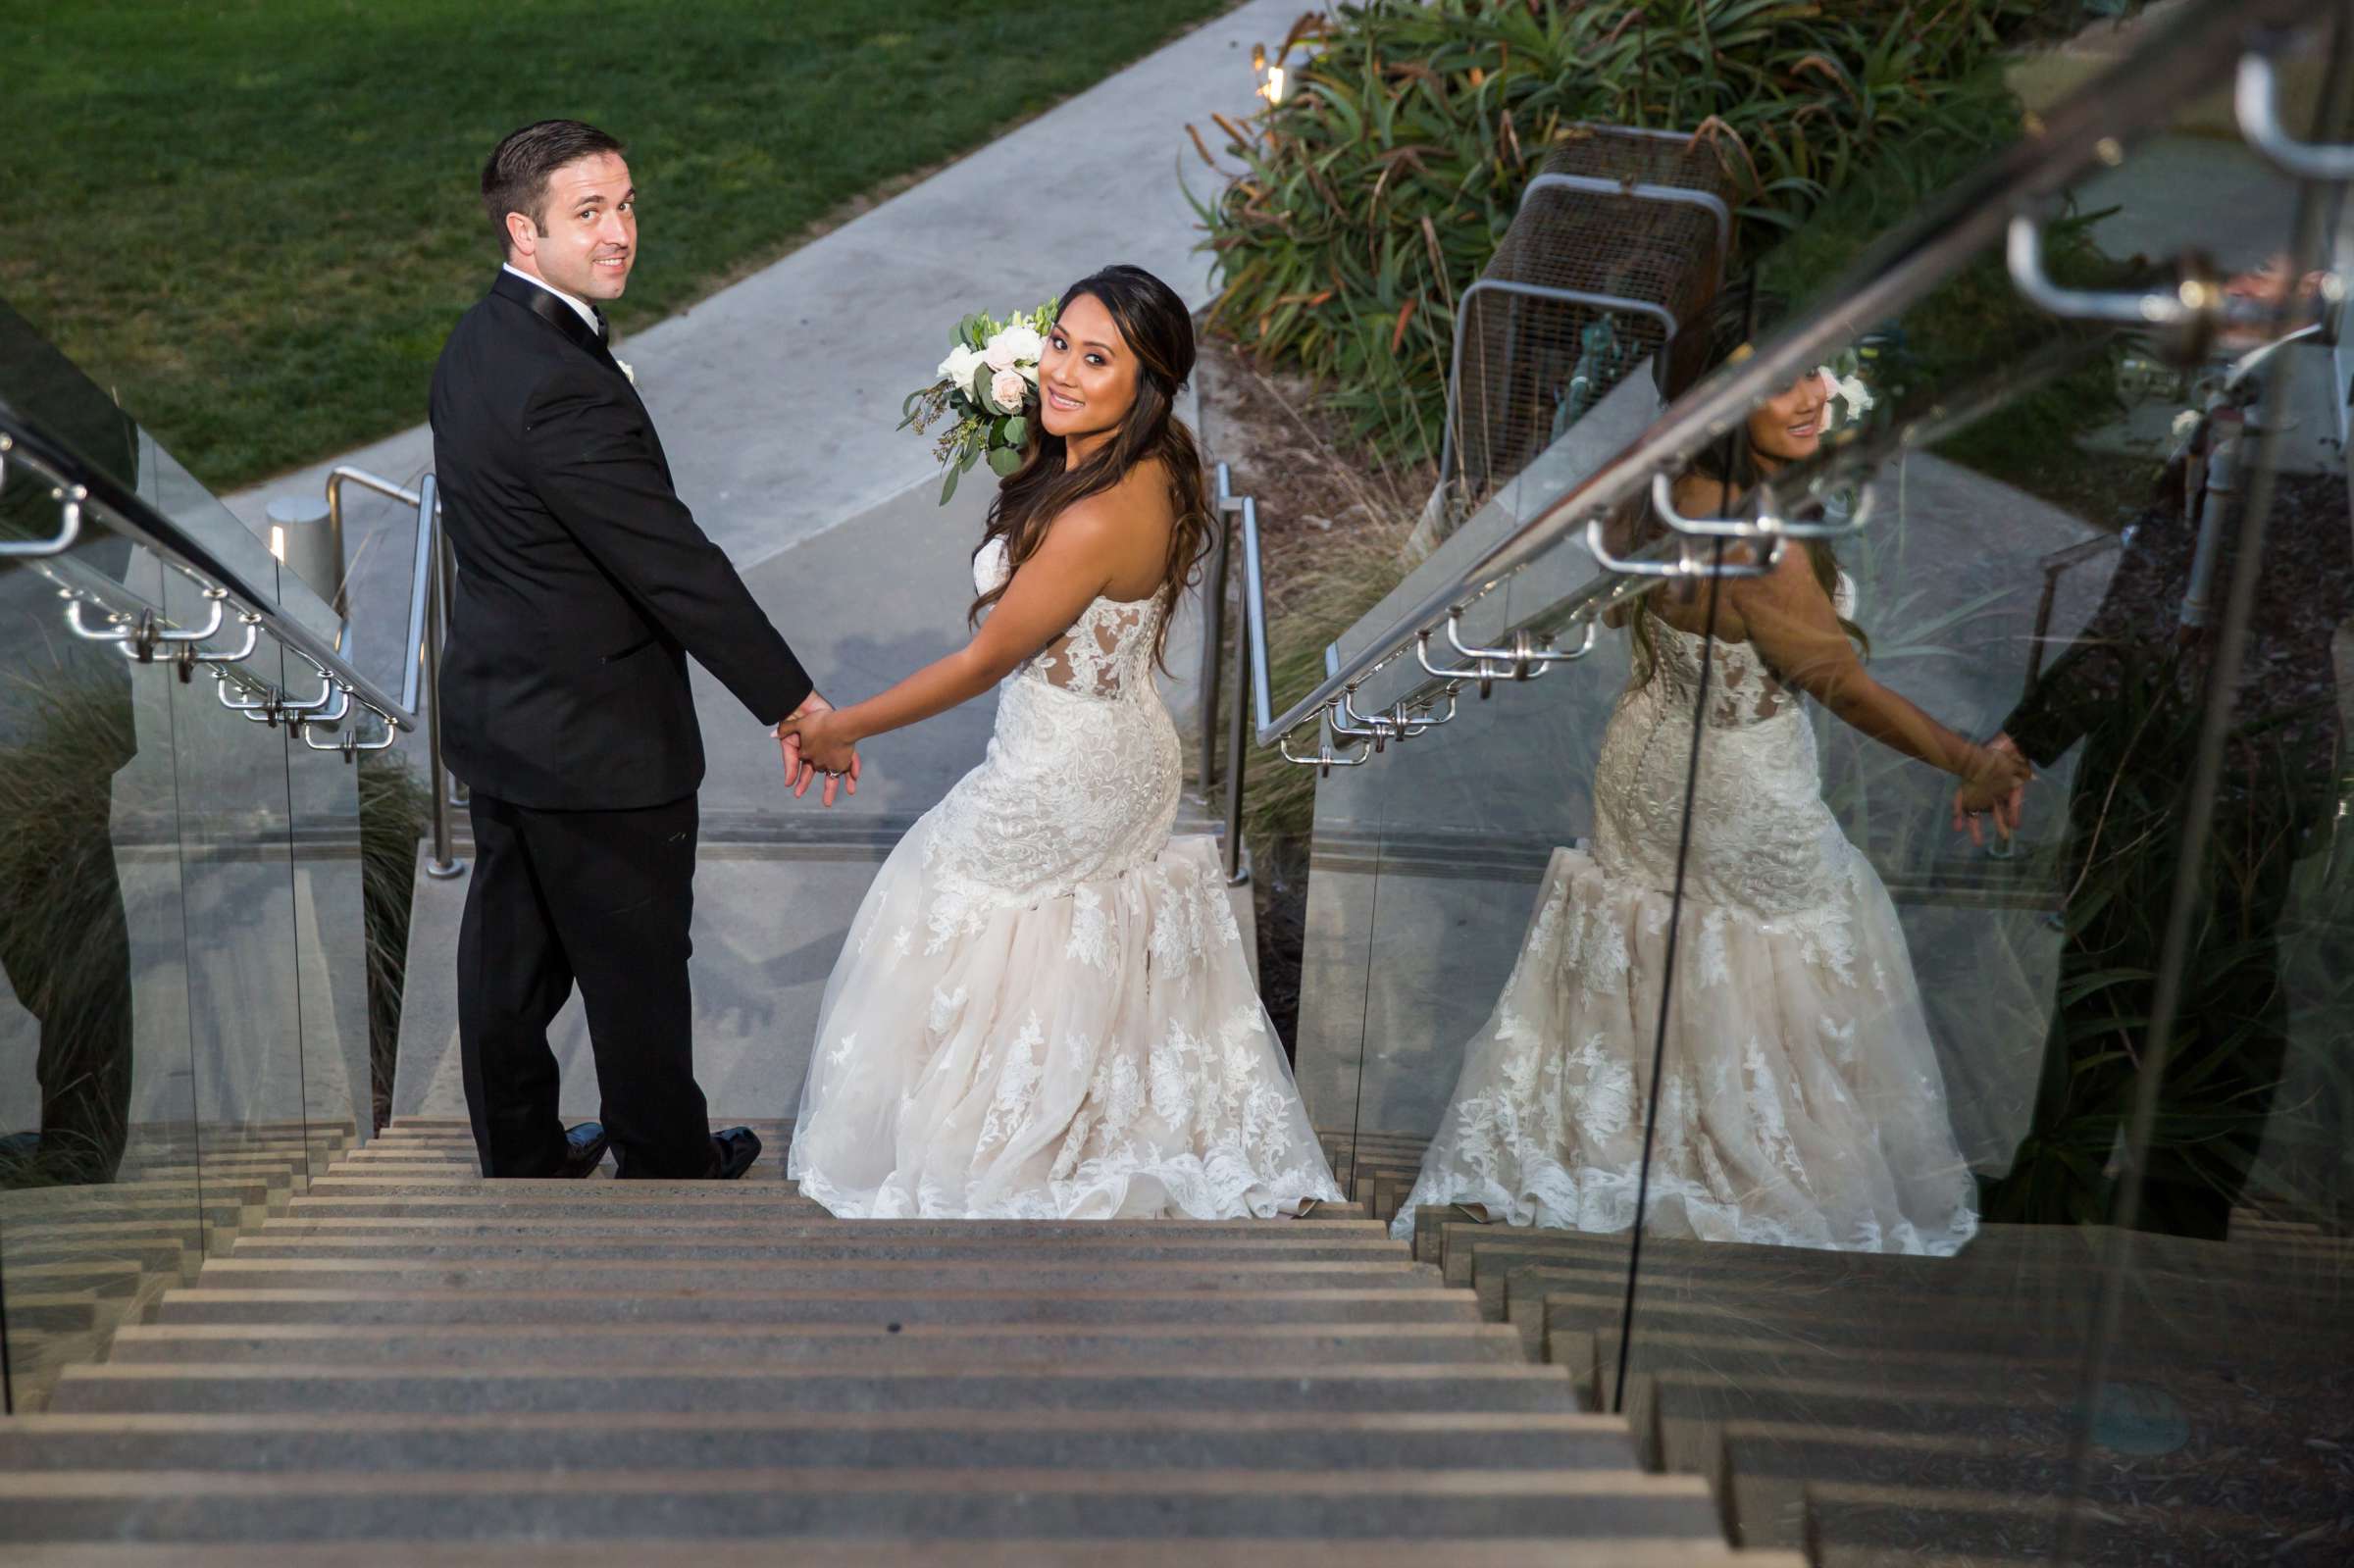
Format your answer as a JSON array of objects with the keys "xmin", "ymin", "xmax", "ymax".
[
  {"xmin": 1973, "ymin": 428, "xmax": 2349, "ymax": 1239},
  {"xmin": 0, "ymin": 310, "xmax": 140, "ymax": 1188}
]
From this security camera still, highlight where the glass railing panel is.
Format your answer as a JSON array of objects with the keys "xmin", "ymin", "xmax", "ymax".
[
  {"xmin": 2042, "ymin": 130, "xmax": 2354, "ymax": 1554},
  {"xmin": 283, "ymin": 670, "xmax": 375, "ymax": 1161},
  {"xmin": 0, "ymin": 464, "xmax": 200, "ymax": 1410},
  {"xmin": 1607, "ymin": 41, "xmax": 2332, "ymax": 1561},
  {"xmin": 159, "ymin": 533, "xmax": 318, "ymax": 1232},
  {"xmin": 1292, "ymin": 698, "xmax": 1389, "ymax": 1204},
  {"xmin": 267, "ymin": 486, "xmax": 377, "ymax": 1162},
  {"xmin": 1291, "ymin": 366, "xmax": 1665, "ymax": 1220}
]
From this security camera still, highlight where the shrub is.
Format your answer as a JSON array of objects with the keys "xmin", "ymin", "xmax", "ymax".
[{"xmin": 1189, "ymin": 0, "xmax": 2129, "ymax": 463}]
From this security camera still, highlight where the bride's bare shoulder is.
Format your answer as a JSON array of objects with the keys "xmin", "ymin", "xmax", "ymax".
[{"xmin": 1049, "ymin": 458, "xmax": 1176, "ymax": 547}]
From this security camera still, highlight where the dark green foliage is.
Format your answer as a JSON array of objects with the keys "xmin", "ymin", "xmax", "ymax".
[{"xmin": 1193, "ymin": 0, "xmax": 2134, "ymax": 462}]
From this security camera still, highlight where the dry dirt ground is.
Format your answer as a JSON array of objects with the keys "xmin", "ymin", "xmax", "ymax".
[{"xmin": 1191, "ymin": 329, "xmax": 1433, "ymax": 1050}]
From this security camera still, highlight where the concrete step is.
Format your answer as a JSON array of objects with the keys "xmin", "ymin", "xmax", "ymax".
[
  {"xmin": 46, "ymin": 1362, "xmax": 1585, "ymax": 1416},
  {"xmin": 285, "ymin": 1188, "xmax": 833, "ymax": 1208},
  {"xmin": 1801, "ymin": 1480, "xmax": 2255, "ymax": 1567},
  {"xmin": 152, "ymin": 1286, "xmax": 1481, "ymax": 1327},
  {"xmin": 103, "ymin": 1321, "xmax": 1531, "ymax": 1369},
  {"xmin": 0, "ymin": 1465, "xmax": 1723, "ymax": 1543},
  {"xmin": 5, "ymin": 1237, "xmax": 201, "ymax": 1275},
  {"xmin": 184, "ymin": 1255, "xmax": 1442, "ymax": 1293},
  {"xmin": 1626, "ymin": 1367, "xmax": 2087, "ymax": 1476},
  {"xmin": 217, "ymin": 1237, "xmax": 1411, "ymax": 1264},
  {"xmin": 0, "ymin": 1294, "xmax": 107, "ymax": 1334},
  {"xmin": 1707, "ymin": 1419, "xmax": 2105, "ymax": 1555},
  {"xmin": 1422, "ymin": 1219, "xmax": 2350, "ymax": 1290},
  {"xmin": 0, "ymin": 1536, "xmax": 1789, "ymax": 1566},
  {"xmin": 1570, "ymin": 1322, "xmax": 2254, "ymax": 1417},
  {"xmin": 2, "ymin": 1172, "xmax": 280, "ymax": 1205},
  {"xmin": 251, "ymin": 1215, "xmax": 1392, "ymax": 1239},
  {"xmin": 293, "ymin": 1178, "xmax": 812, "ymax": 1196},
  {"xmin": 5, "ymin": 1259, "xmax": 156, "ymax": 1297},
  {"xmin": 0, "ymin": 1409, "xmax": 1634, "ymax": 1474},
  {"xmin": 0, "ymin": 1219, "xmax": 210, "ymax": 1250}
]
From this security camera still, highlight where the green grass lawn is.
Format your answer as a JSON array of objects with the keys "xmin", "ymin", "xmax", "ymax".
[{"xmin": 0, "ymin": 0, "xmax": 1235, "ymax": 490}]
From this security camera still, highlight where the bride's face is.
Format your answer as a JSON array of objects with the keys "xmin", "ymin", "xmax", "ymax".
[
  {"xmin": 1747, "ymin": 372, "xmax": 1830, "ymax": 466},
  {"xmin": 1039, "ymin": 293, "xmax": 1137, "ymax": 441}
]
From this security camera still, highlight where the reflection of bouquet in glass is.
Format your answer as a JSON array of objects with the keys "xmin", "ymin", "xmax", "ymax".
[
  {"xmin": 1816, "ymin": 330, "xmax": 1914, "ymax": 435},
  {"xmin": 898, "ymin": 301, "xmax": 1058, "ymax": 504},
  {"xmin": 1816, "ymin": 354, "xmax": 1876, "ymax": 430}
]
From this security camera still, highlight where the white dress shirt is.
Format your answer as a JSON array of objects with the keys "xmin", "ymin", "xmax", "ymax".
[{"xmin": 502, "ymin": 263, "xmax": 601, "ymax": 337}]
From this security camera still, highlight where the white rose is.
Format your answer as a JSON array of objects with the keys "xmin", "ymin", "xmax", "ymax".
[
  {"xmin": 1837, "ymin": 374, "xmax": 1874, "ymax": 418},
  {"xmin": 939, "ymin": 344, "xmax": 984, "ymax": 385},
  {"xmin": 613, "ymin": 357, "xmax": 636, "ymax": 387},
  {"xmin": 990, "ymin": 369, "xmax": 1029, "ymax": 412},
  {"xmin": 994, "ymin": 324, "xmax": 1044, "ymax": 368},
  {"xmin": 982, "ymin": 333, "xmax": 1021, "ymax": 374}
]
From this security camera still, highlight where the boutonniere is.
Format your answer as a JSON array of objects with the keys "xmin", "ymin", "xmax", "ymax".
[{"xmin": 614, "ymin": 357, "xmax": 636, "ymax": 386}]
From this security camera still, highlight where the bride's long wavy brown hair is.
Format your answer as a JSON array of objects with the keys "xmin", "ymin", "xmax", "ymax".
[{"xmin": 969, "ymin": 265, "xmax": 1212, "ymax": 669}]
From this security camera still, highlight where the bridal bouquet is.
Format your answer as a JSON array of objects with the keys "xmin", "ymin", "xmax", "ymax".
[
  {"xmin": 1817, "ymin": 359, "xmax": 1876, "ymax": 430},
  {"xmin": 899, "ymin": 300, "xmax": 1058, "ymax": 504}
]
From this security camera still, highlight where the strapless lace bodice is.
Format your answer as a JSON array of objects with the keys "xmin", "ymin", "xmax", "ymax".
[
  {"xmin": 974, "ymin": 536, "xmax": 1163, "ymax": 702},
  {"xmin": 1644, "ymin": 572, "xmax": 1854, "ymax": 730}
]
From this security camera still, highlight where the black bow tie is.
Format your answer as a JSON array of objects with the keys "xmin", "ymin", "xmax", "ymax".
[{"xmin": 591, "ymin": 309, "xmax": 611, "ymax": 346}]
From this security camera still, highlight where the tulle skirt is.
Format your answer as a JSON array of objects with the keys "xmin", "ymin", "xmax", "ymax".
[
  {"xmin": 1391, "ymin": 844, "xmax": 1980, "ymax": 1254},
  {"xmin": 789, "ymin": 826, "xmax": 1345, "ymax": 1220}
]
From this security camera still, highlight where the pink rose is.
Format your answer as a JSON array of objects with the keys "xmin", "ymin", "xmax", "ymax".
[{"xmin": 990, "ymin": 369, "xmax": 1028, "ymax": 412}]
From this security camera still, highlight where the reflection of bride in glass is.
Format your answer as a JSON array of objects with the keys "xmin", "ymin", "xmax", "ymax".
[{"xmin": 1391, "ymin": 361, "xmax": 2027, "ymax": 1253}]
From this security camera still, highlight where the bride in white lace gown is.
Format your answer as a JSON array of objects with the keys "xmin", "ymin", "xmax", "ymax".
[
  {"xmin": 1392, "ymin": 371, "xmax": 2025, "ymax": 1253},
  {"xmin": 780, "ymin": 266, "xmax": 1342, "ymax": 1220}
]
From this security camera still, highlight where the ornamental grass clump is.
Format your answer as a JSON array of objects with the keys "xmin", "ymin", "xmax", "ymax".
[{"xmin": 1190, "ymin": 0, "xmax": 2129, "ymax": 462}]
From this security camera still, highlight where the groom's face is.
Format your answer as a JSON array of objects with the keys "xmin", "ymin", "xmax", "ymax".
[{"xmin": 511, "ymin": 151, "xmax": 637, "ymax": 303}]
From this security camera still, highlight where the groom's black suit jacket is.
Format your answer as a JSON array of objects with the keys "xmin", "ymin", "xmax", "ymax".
[{"xmin": 429, "ymin": 270, "xmax": 810, "ymax": 810}]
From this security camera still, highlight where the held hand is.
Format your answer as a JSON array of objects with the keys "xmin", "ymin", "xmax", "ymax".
[
  {"xmin": 1952, "ymin": 733, "xmax": 2030, "ymax": 847},
  {"xmin": 774, "ymin": 700, "xmax": 861, "ymax": 808}
]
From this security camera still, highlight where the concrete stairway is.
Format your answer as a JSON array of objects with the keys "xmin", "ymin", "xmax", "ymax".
[
  {"xmin": 0, "ymin": 1119, "xmax": 1785, "ymax": 1563},
  {"xmin": 1319, "ymin": 1130, "xmax": 1437, "ymax": 1224},
  {"xmin": 2, "ymin": 1121, "xmax": 353, "ymax": 1410},
  {"xmin": 1411, "ymin": 1211, "xmax": 2354, "ymax": 1567}
]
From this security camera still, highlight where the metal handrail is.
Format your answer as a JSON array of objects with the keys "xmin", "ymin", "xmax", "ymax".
[
  {"xmin": 327, "ymin": 466, "xmax": 464, "ymax": 879},
  {"xmin": 1252, "ymin": 0, "xmax": 2341, "ymax": 751},
  {"xmin": 0, "ymin": 407, "xmax": 416, "ymax": 736}
]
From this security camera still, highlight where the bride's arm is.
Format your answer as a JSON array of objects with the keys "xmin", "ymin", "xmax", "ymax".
[
  {"xmin": 784, "ymin": 496, "xmax": 1126, "ymax": 750},
  {"xmin": 1731, "ymin": 544, "xmax": 2024, "ymax": 791}
]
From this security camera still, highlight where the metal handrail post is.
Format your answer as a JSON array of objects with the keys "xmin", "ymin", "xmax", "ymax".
[
  {"xmin": 1196, "ymin": 465, "xmax": 1237, "ymax": 800},
  {"xmin": 1223, "ymin": 561, "xmax": 1252, "ymax": 887},
  {"xmin": 417, "ymin": 477, "xmax": 465, "ymax": 880},
  {"xmin": 1223, "ymin": 494, "xmax": 1272, "ymax": 886},
  {"xmin": 437, "ymin": 526, "xmax": 467, "ymax": 811}
]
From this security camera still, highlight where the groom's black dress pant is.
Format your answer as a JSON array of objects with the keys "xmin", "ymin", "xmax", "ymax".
[{"xmin": 457, "ymin": 790, "xmax": 713, "ymax": 1179}]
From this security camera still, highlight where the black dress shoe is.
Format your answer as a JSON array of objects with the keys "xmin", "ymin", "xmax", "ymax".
[
  {"xmin": 706, "ymin": 1126, "xmax": 762, "ymax": 1181},
  {"xmin": 555, "ymin": 1122, "xmax": 609, "ymax": 1179}
]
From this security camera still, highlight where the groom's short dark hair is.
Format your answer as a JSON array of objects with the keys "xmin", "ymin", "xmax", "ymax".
[{"xmin": 483, "ymin": 120, "xmax": 627, "ymax": 257}]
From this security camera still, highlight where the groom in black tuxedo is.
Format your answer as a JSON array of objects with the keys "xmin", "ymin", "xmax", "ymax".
[{"xmin": 431, "ymin": 120, "xmax": 855, "ymax": 1180}]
